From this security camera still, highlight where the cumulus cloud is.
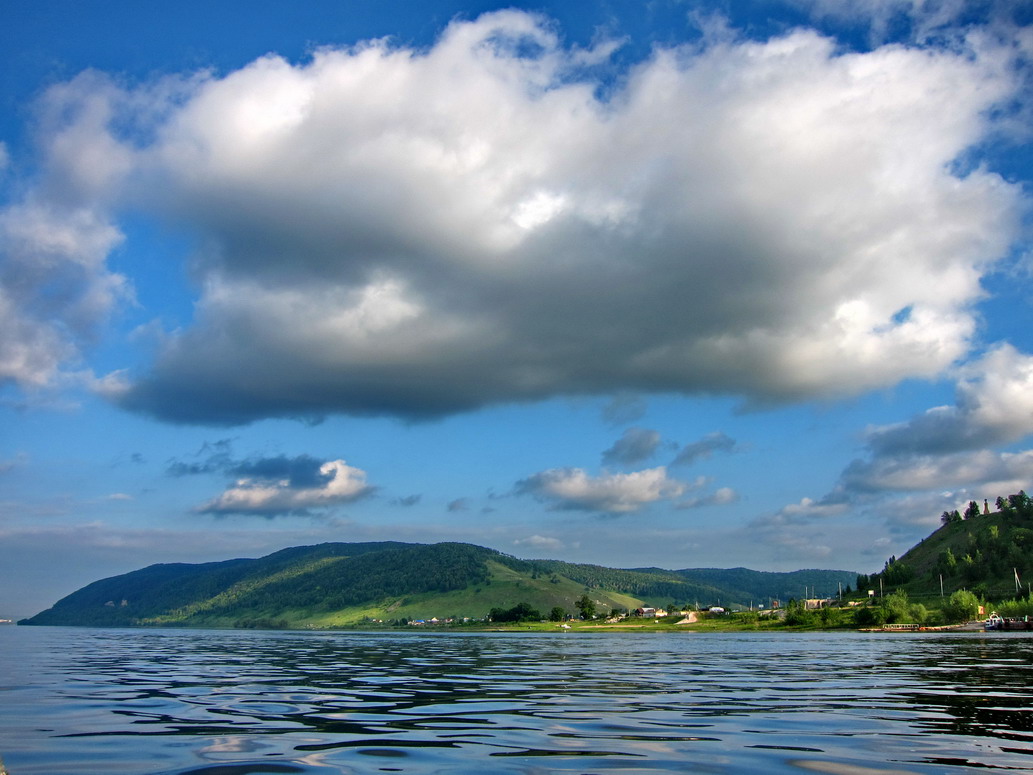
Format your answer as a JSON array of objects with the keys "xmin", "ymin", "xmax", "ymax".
[
  {"xmin": 0, "ymin": 10, "xmax": 1012, "ymax": 422},
  {"xmin": 516, "ymin": 465, "xmax": 686, "ymax": 514},
  {"xmin": 0, "ymin": 71, "xmax": 139, "ymax": 391},
  {"xmin": 771, "ymin": 445, "xmax": 1032, "ymax": 535},
  {"xmin": 0, "ymin": 203, "xmax": 128, "ymax": 388},
  {"xmin": 841, "ymin": 449, "xmax": 1033, "ymax": 495},
  {"xmin": 224, "ymin": 454, "xmax": 343, "ymax": 489},
  {"xmin": 199, "ymin": 458, "xmax": 372, "ymax": 516},
  {"xmin": 672, "ymin": 432, "xmax": 738, "ymax": 466},
  {"xmin": 866, "ymin": 345, "xmax": 1033, "ymax": 456},
  {"xmin": 775, "ymin": 344, "xmax": 1033, "ymax": 529},
  {"xmin": 602, "ymin": 427, "xmax": 664, "ymax": 465},
  {"xmin": 175, "ymin": 446, "xmax": 376, "ymax": 516},
  {"xmin": 446, "ymin": 498, "xmax": 470, "ymax": 512}
]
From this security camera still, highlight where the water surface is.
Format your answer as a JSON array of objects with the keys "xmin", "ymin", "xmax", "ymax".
[{"xmin": 1, "ymin": 627, "xmax": 1031, "ymax": 774}]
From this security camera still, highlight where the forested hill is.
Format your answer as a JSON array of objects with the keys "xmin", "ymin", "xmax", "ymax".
[
  {"xmin": 856, "ymin": 492, "xmax": 1033, "ymax": 601},
  {"xmin": 22, "ymin": 541, "xmax": 488, "ymax": 627},
  {"xmin": 21, "ymin": 541, "xmax": 857, "ymax": 628},
  {"xmin": 672, "ymin": 567, "xmax": 856, "ymax": 604}
]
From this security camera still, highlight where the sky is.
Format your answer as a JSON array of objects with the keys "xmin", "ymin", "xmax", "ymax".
[{"xmin": 2, "ymin": 0, "xmax": 1032, "ymax": 619}]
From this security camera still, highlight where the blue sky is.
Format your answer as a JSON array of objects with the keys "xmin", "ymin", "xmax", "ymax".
[{"xmin": 2, "ymin": 0, "xmax": 1032, "ymax": 619}]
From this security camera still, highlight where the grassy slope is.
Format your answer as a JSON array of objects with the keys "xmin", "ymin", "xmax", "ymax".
[
  {"xmin": 187, "ymin": 560, "xmax": 647, "ymax": 627},
  {"xmin": 22, "ymin": 540, "xmax": 866, "ymax": 629},
  {"xmin": 893, "ymin": 512, "xmax": 1026, "ymax": 601}
]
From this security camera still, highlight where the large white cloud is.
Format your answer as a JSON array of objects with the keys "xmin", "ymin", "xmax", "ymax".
[{"xmin": 5, "ymin": 11, "xmax": 1026, "ymax": 421}]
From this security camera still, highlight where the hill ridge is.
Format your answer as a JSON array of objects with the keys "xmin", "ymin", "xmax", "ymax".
[{"xmin": 21, "ymin": 540, "xmax": 857, "ymax": 628}]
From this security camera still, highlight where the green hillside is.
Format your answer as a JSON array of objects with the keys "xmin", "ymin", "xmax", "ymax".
[
  {"xmin": 855, "ymin": 493, "xmax": 1033, "ymax": 605},
  {"xmin": 516, "ymin": 559, "xmax": 729, "ymax": 604},
  {"xmin": 20, "ymin": 541, "xmax": 858, "ymax": 629}
]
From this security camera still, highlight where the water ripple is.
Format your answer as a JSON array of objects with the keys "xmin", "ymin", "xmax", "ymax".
[{"xmin": 1, "ymin": 629, "xmax": 1032, "ymax": 774}]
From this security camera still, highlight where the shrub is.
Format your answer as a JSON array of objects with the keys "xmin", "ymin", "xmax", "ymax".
[
  {"xmin": 854, "ymin": 605, "xmax": 885, "ymax": 627},
  {"xmin": 943, "ymin": 589, "xmax": 980, "ymax": 623},
  {"xmin": 784, "ymin": 600, "xmax": 815, "ymax": 626}
]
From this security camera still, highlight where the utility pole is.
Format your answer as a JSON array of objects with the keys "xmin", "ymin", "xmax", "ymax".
[{"xmin": 939, "ymin": 574, "xmax": 943, "ymax": 598}]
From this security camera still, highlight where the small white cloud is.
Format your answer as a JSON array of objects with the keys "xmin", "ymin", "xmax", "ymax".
[
  {"xmin": 514, "ymin": 534, "xmax": 564, "ymax": 552},
  {"xmin": 104, "ymin": 493, "xmax": 134, "ymax": 501},
  {"xmin": 780, "ymin": 496, "xmax": 849, "ymax": 520},
  {"xmin": 200, "ymin": 459, "xmax": 372, "ymax": 516},
  {"xmin": 602, "ymin": 427, "xmax": 663, "ymax": 466},
  {"xmin": 517, "ymin": 465, "xmax": 686, "ymax": 514},
  {"xmin": 672, "ymin": 432, "xmax": 737, "ymax": 466},
  {"xmin": 676, "ymin": 486, "xmax": 740, "ymax": 510}
]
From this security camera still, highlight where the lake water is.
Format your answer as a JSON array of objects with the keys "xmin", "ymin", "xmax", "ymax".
[{"xmin": 1, "ymin": 627, "xmax": 1031, "ymax": 774}]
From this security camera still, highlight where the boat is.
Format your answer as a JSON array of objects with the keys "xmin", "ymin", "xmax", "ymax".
[{"xmin": 984, "ymin": 613, "xmax": 1033, "ymax": 631}]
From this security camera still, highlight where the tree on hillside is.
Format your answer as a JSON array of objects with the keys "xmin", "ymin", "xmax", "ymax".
[
  {"xmin": 964, "ymin": 501, "xmax": 981, "ymax": 520},
  {"xmin": 882, "ymin": 559, "xmax": 913, "ymax": 586},
  {"xmin": 943, "ymin": 589, "xmax": 980, "ymax": 623},
  {"xmin": 1009, "ymin": 491, "xmax": 1031, "ymax": 516},
  {"xmin": 575, "ymin": 594, "xmax": 596, "ymax": 619},
  {"xmin": 489, "ymin": 602, "xmax": 541, "ymax": 623},
  {"xmin": 937, "ymin": 547, "xmax": 958, "ymax": 577}
]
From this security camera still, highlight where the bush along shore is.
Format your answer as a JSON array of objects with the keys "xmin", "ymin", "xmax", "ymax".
[
  {"xmin": 363, "ymin": 589, "xmax": 1005, "ymax": 632},
  {"xmin": 375, "ymin": 593, "xmax": 1016, "ymax": 633}
]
